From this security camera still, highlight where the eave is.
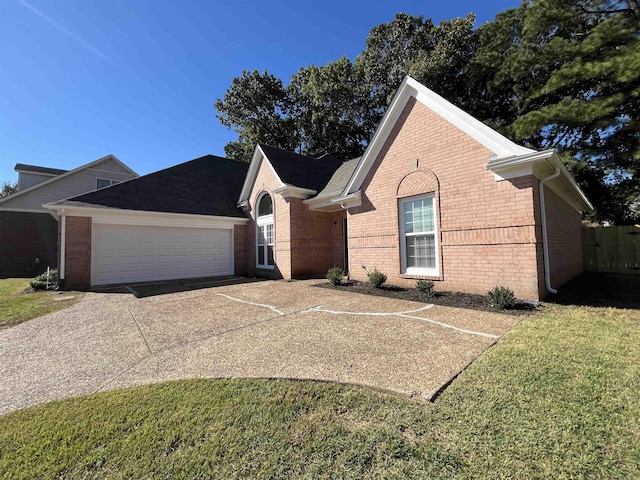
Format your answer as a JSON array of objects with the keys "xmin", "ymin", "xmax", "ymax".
[{"xmin": 487, "ymin": 150, "xmax": 593, "ymax": 212}]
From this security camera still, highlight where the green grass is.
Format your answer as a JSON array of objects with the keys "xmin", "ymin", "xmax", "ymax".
[
  {"xmin": 0, "ymin": 278, "xmax": 83, "ymax": 329},
  {"xmin": 1, "ymin": 304, "xmax": 638, "ymax": 479}
]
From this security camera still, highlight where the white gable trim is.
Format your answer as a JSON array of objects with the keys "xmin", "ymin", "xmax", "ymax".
[
  {"xmin": 237, "ymin": 145, "xmax": 286, "ymax": 207},
  {"xmin": 272, "ymin": 185, "xmax": 316, "ymax": 199},
  {"xmin": 0, "ymin": 154, "xmax": 138, "ymax": 206},
  {"xmin": 340, "ymin": 76, "xmax": 534, "ymax": 199},
  {"xmin": 488, "ymin": 149, "xmax": 593, "ymax": 212}
]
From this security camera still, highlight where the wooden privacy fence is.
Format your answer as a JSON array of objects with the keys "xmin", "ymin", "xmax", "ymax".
[{"xmin": 583, "ymin": 225, "xmax": 640, "ymax": 274}]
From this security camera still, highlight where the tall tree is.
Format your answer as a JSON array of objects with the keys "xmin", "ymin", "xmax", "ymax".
[
  {"xmin": 288, "ymin": 57, "xmax": 372, "ymax": 159},
  {"xmin": 214, "ymin": 70, "xmax": 296, "ymax": 162},
  {"xmin": 0, "ymin": 181, "xmax": 17, "ymax": 198},
  {"xmin": 355, "ymin": 13, "xmax": 477, "ymax": 110},
  {"xmin": 515, "ymin": 1, "xmax": 639, "ymax": 222}
]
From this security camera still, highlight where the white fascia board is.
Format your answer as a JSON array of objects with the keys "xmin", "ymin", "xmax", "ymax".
[
  {"xmin": 273, "ymin": 185, "xmax": 316, "ymax": 199},
  {"xmin": 0, "ymin": 207, "xmax": 49, "ymax": 214},
  {"xmin": 43, "ymin": 204, "xmax": 249, "ymax": 228},
  {"xmin": 341, "ymin": 76, "xmax": 535, "ymax": 197},
  {"xmin": 0, "ymin": 154, "xmax": 137, "ymax": 205},
  {"xmin": 303, "ymin": 191, "xmax": 344, "ymax": 211},
  {"xmin": 487, "ymin": 150, "xmax": 593, "ymax": 211},
  {"xmin": 331, "ymin": 190, "xmax": 362, "ymax": 209},
  {"xmin": 237, "ymin": 145, "xmax": 286, "ymax": 205},
  {"xmin": 487, "ymin": 149, "xmax": 556, "ymax": 171}
]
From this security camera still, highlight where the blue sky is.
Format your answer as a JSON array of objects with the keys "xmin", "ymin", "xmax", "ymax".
[{"xmin": 1, "ymin": 0, "xmax": 519, "ymax": 182}]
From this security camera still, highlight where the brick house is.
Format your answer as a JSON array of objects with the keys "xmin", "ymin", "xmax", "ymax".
[{"xmin": 45, "ymin": 77, "xmax": 591, "ymax": 299}]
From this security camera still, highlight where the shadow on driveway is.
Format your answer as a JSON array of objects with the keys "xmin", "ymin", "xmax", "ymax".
[{"xmin": 91, "ymin": 275, "xmax": 268, "ymax": 298}]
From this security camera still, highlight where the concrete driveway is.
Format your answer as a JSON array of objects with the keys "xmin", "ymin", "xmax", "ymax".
[{"xmin": 0, "ymin": 279, "xmax": 520, "ymax": 415}]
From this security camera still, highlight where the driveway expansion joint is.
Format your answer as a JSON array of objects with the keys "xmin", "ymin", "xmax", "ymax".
[{"xmin": 128, "ymin": 307, "xmax": 153, "ymax": 354}]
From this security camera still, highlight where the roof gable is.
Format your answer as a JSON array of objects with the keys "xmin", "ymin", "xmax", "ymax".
[
  {"xmin": 0, "ymin": 154, "xmax": 138, "ymax": 207},
  {"xmin": 238, "ymin": 144, "xmax": 344, "ymax": 204},
  {"xmin": 341, "ymin": 76, "xmax": 535, "ymax": 197},
  {"xmin": 337, "ymin": 76, "xmax": 590, "ymax": 213},
  {"xmin": 49, "ymin": 155, "xmax": 249, "ymax": 218}
]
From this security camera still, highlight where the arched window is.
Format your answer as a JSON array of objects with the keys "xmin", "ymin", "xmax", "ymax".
[{"xmin": 256, "ymin": 192, "xmax": 274, "ymax": 268}]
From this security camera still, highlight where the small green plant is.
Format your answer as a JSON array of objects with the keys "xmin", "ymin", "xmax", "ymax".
[
  {"xmin": 416, "ymin": 279, "xmax": 435, "ymax": 298},
  {"xmin": 30, "ymin": 269, "xmax": 58, "ymax": 290},
  {"xmin": 487, "ymin": 286, "xmax": 516, "ymax": 309},
  {"xmin": 367, "ymin": 268, "xmax": 387, "ymax": 288},
  {"xmin": 326, "ymin": 267, "xmax": 345, "ymax": 286}
]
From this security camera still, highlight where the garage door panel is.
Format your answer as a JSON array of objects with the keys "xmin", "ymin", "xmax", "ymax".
[{"xmin": 92, "ymin": 224, "xmax": 233, "ymax": 285}]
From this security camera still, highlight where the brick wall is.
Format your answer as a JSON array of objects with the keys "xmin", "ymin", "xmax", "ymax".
[
  {"xmin": 347, "ymin": 97, "xmax": 542, "ymax": 299},
  {"xmin": 247, "ymin": 159, "xmax": 291, "ymax": 279},
  {"xmin": 246, "ymin": 158, "xmax": 348, "ymax": 280},
  {"xmin": 532, "ymin": 180, "xmax": 584, "ymax": 295},
  {"xmin": 64, "ymin": 216, "xmax": 91, "ymax": 289},
  {"xmin": 289, "ymin": 198, "xmax": 346, "ymax": 278}
]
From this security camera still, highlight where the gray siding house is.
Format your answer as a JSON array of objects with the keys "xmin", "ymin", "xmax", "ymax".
[{"xmin": 0, "ymin": 155, "xmax": 137, "ymax": 277}]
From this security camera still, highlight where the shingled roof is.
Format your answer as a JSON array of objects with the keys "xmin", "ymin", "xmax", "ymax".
[
  {"xmin": 15, "ymin": 163, "xmax": 68, "ymax": 176},
  {"xmin": 259, "ymin": 144, "xmax": 344, "ymax": 192},
  {"xmin": 49, "ymin": 155, "xmax": 249, "ymax": 218}
]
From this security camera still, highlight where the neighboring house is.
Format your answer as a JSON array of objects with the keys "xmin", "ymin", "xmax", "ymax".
[
  {"xmin": 45, "ymin": 77, "xmax": 592, "ymax": 300},
  {"xmin": 0, "ymin": 155, "xmax": 137, "ymax": 277}
]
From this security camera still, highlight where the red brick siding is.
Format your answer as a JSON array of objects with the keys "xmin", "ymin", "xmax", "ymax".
[
  {"xmin": 347, "ymin": 97, "xmax": 541, "ymax": 299},
  {"xmin": 547, "ymin": 187, "xmax": 583, "ymax": 288},
  {"xmin": 247, "ymin": 160, "xmax": 291, "ymax": 279},
  {"xmin": 246, "ymin": 158, "xmax": 348, "ymax": 279},
  {"xmin": 64, "ymin": 216, "xmax": 91, "ymax": 290},
  {"xmin": 289, "ymin": 198, "xmax": 346, "ymax": 278}
]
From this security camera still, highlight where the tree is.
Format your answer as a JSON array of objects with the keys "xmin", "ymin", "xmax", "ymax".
[
  {"xmin": 215, "ymin": 2, "xmax": 639, "ymax": 222},
  {"xmin": 214, "ymin": 70, "xmax": 296, "ymax": 162},
  {"xmin": 288, "ymin": 56, "xmax": 373, "ymax": 159},
  {"xmin": 0, "ymin": 181, "xmax": 17, "ymax": 198},
  {"xmin": 355, "ymin": 13, "xmax": 477, "ymax": 110},
  {"xmin": 504, "ymin": 1, "xmax": 639, "ymax": 223}
]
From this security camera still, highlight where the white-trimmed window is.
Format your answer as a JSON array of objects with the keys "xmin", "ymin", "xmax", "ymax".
[
  {"xmin": 256, "ymin": 193, "xmax": 274, "ymax": 269},
  {"xmin": 399, "ymin": 194, "xmax": 438, "ymax": 276},
  {"xmin": 97, "ymin": 179, "xmax": 118, "ymax": 189}
]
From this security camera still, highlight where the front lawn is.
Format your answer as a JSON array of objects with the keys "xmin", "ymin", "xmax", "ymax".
[
  {"xmin": 1, "ymin": 302, "xmax": 638, "ymax": 478},
  {"xmin": 0, "ymin": 278, "xmax": 82, "ymax": 329}
]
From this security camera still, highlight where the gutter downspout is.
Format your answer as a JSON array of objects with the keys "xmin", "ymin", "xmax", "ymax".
[
  {"xmin": 59, "ymin": 209, "xmax": 66, "ymax": 288},
  {"xmin": 539, "ymin": 168, "xmax": 561, "ymax": 295}
]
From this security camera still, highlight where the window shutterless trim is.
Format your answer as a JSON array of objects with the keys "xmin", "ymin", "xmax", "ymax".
[{"xmin": 398, "ymin": 193, "xmax": 439, "ymax": 277}]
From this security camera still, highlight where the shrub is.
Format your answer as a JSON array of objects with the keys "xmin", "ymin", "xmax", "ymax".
[
  {"xmin": 416, "ymin": 279, "xmax": 435, "ymax": 298},
  {"xmin": 326, "ymin": 267, "xmax": 345, "ymax": 286},
  {"xmin": 367, "ymin": 268, "xmax": 387, "ymax": 288},
  {"xmin": 487, "ymin": 286, "xmax": 516, "ymax": 309},
  {"xmin": 30, "ymin": 269, "xmax": 58, "ymax": 290}
]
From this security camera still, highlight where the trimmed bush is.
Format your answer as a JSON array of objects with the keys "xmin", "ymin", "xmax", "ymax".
[
  {"xmin": 416, "ymin": 279, "xmax": 435, "ymax": 298},
  {"xmin": 326, "ymin": 267, "xmax": 345, "ymax": 286},
  {"xmin": 30, "ymin": 269, "xmax": 58, "ymax": 290},
  {"xmin": 487, "ymin": 286, "xmax": 516, "ymax": 309},
  {"xmin": 367, "ymin": 268, "xmax": 387, "ymax": 288}
]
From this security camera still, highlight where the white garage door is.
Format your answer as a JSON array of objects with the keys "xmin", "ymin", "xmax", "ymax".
[{"xmin": 92, "ymin": 224, "xmax": 233, "ymax": 286}]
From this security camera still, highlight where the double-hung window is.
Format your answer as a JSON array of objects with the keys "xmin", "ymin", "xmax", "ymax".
[
  {"xmin": 400, "ymin": 194, "xmax": 438, "ymax": 276},
  {"xmin": 256, "ymin": 193, "xmax": 274, "ymax": 269}
]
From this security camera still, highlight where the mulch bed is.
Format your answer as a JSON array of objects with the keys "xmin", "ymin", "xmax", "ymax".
[{"xmin": 315, "ymin": 280, "xmax": 536, "ymax": 316}]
